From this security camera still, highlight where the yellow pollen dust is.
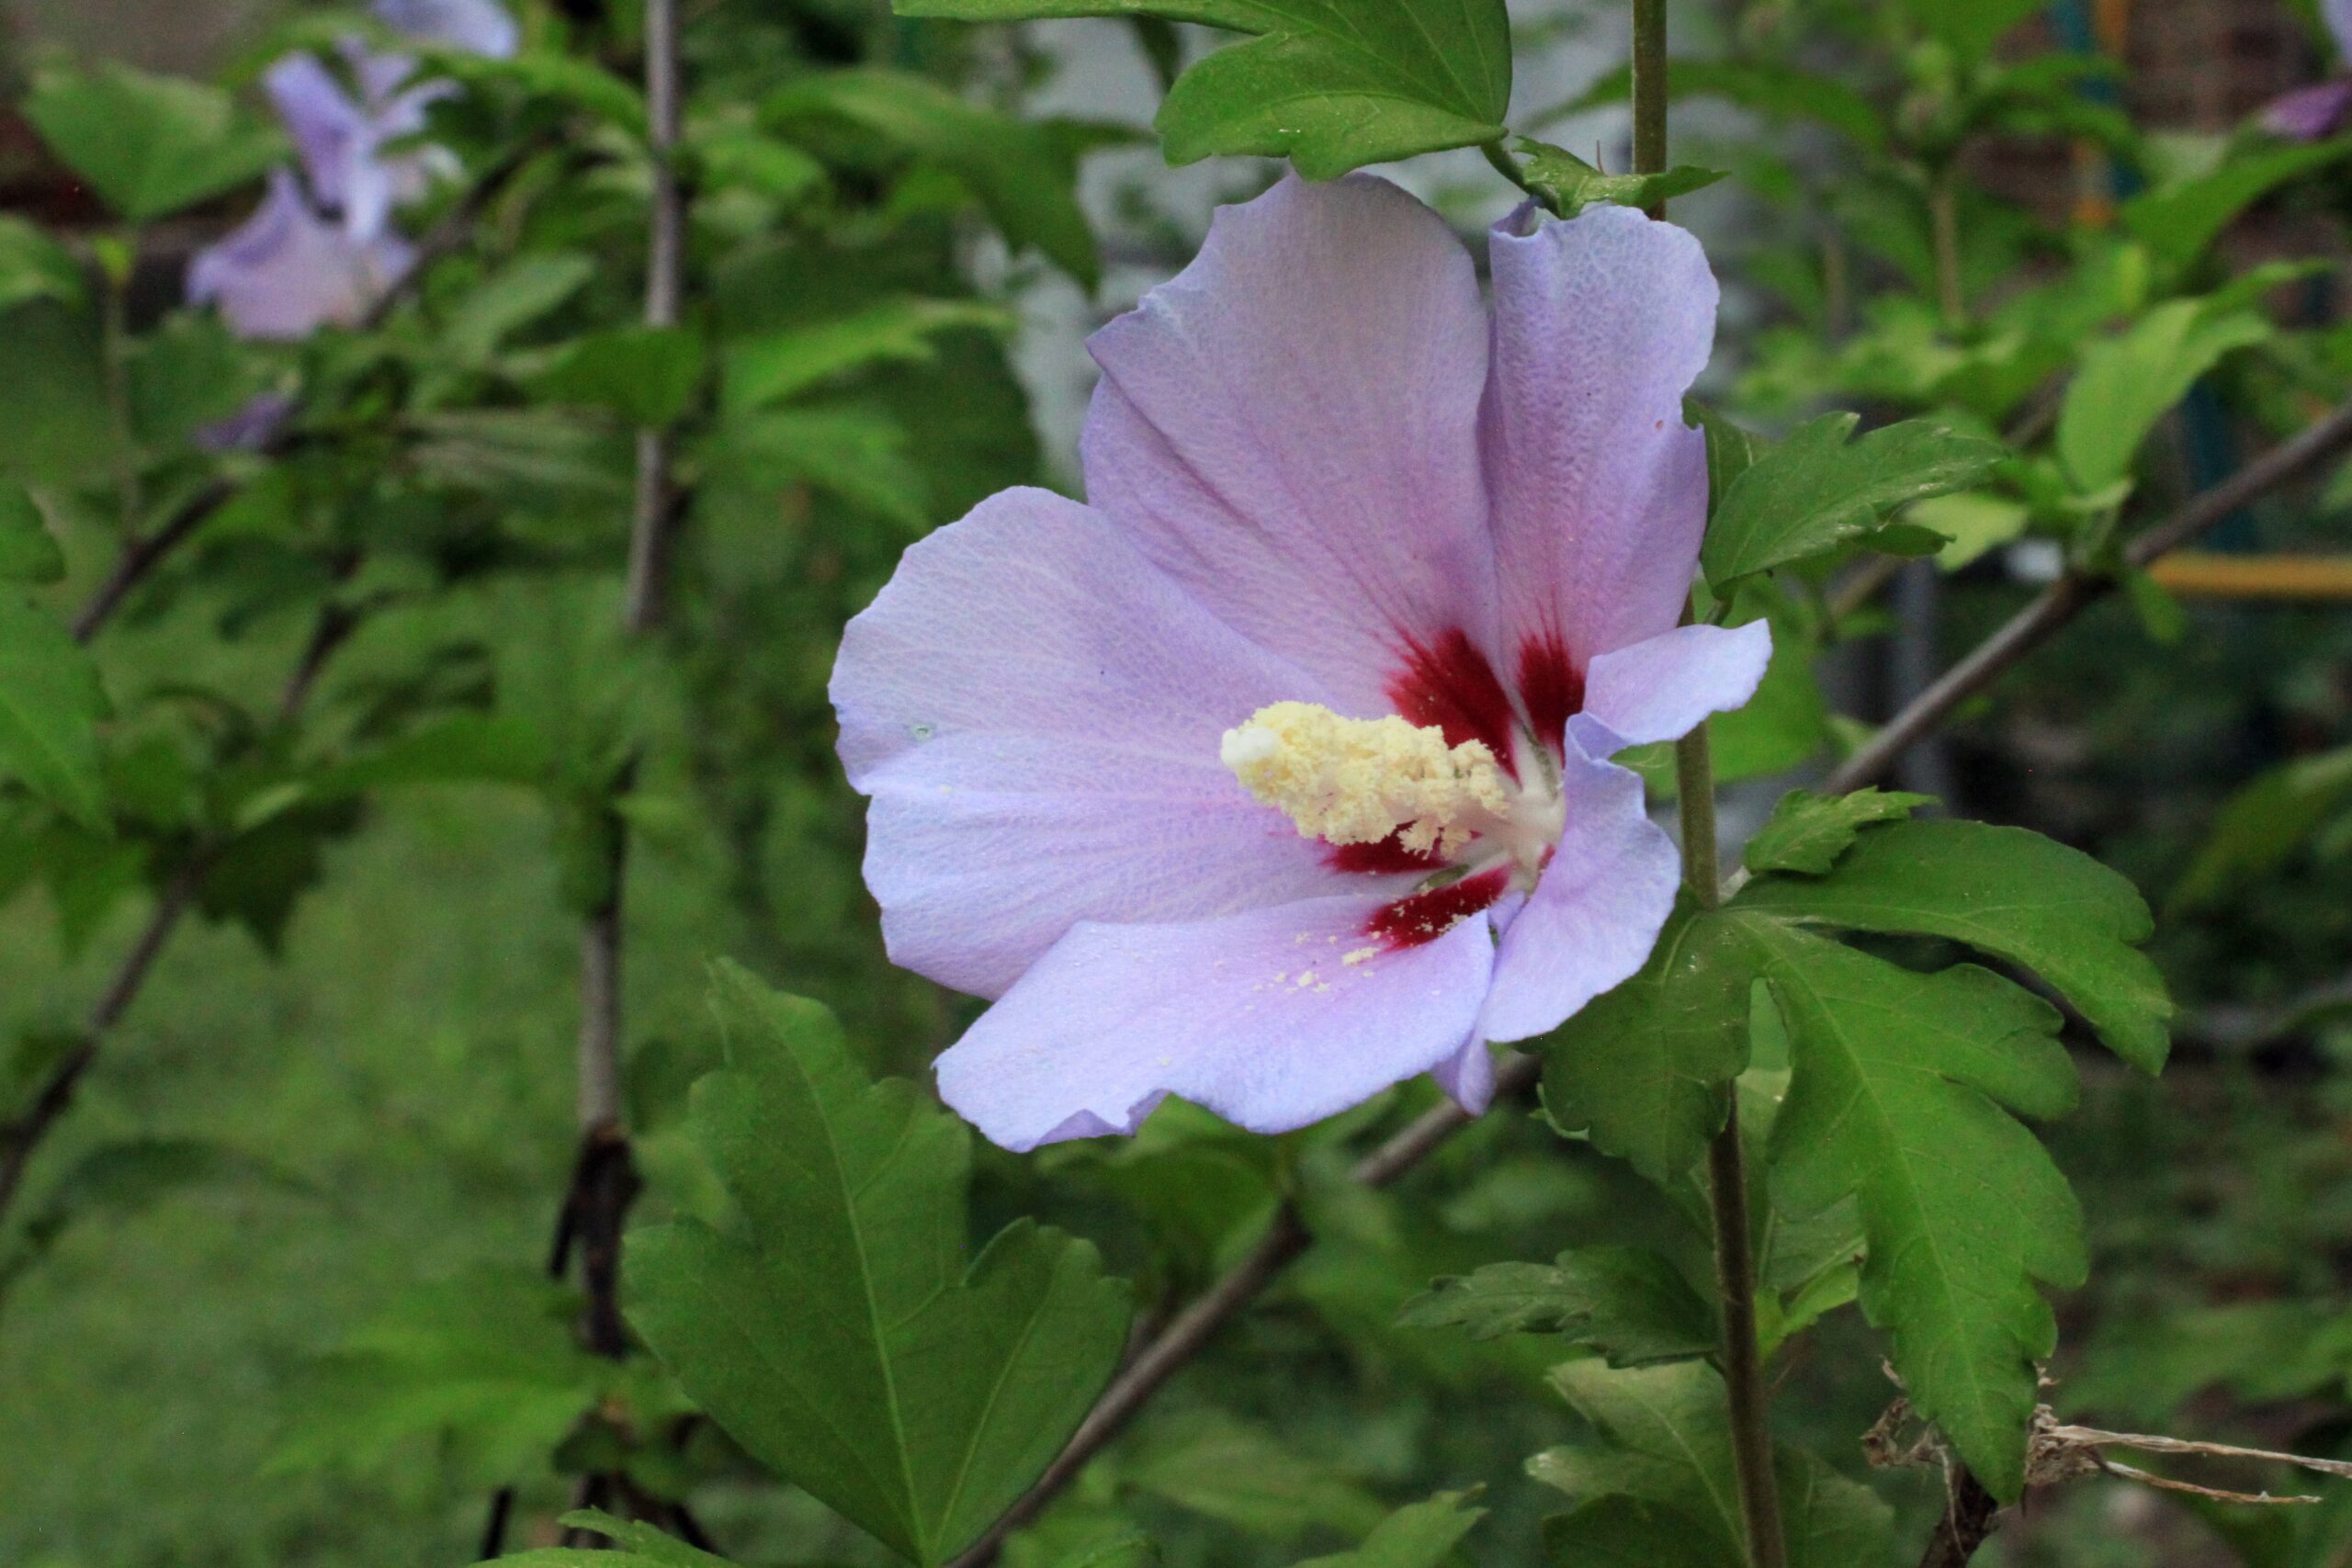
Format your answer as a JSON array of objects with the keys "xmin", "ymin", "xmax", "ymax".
[{"xmin": 1220, "ymin": 701, "xmax": 1509, "ymax": 857}]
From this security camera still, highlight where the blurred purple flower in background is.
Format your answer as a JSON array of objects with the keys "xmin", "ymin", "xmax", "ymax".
[
  {"xmin": 831, "ymin": 175, "xmax": 1770, "ymax": 1153},
  {"xmin": 186, "ymin": 0, "xmax": 515, "ymax": 341},
  {"xmin": 187, "ymin": 169, "xmax": 418, "ymax": 341},
  {"xmin": 2265, "ymin": 0, "xmax": 2352, "ymax": 140},
  {"xmin": 373, "ymin": 0, "xmax": 523, "ymax": 59},
  {"xmin": 265, "ymin": 50, "xmax": 453, "ymax": 243}
]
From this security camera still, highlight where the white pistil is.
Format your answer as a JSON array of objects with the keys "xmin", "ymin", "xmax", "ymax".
[{"xmin": 1221, "ymin": 702, "xmax": 1509, "ymax": 857}]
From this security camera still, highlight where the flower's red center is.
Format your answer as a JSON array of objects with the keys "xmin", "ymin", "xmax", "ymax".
[{"xmin": 1347, "ymin": 626, "xmax": 1587, "ymax": 949}]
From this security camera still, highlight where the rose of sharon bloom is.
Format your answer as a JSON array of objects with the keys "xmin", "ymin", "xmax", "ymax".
[
  {"xmin": 187, "ymin": 170, "xmax": 417, "ymax": 341},
  {"xmin": 373, "ymin": 0, "xmax": 523, "ymax": 59},
  {"xmin": 266, "ymin": 49, "xmax": 455, "ymax": 241},
  {"xmin": 2265, "ymin": 0, "xmax": 2352, "ymax": 140},
  {"xmin": 188, "ymin": 0, "xmax": 511, "ymax": 343},
  {"xmin": 831, "ymin": 175, "xmax": 1770, "ymax": 1153}
]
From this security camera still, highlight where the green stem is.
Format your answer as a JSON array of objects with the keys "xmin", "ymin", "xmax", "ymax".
[
  {"xmin": 1928, "ymin": 165, "xmax": 1966, "ymax": 330},
  {"xmin": 1630, "ymin": 0, "xmax": 1669, "ymax": 192},
  {"xmin": 1636, "ymin": 0, "xmax": 1784, "ymax": 1557},
  {"xmin": 98, "ymin": 229, "xmax": 143, "ymax": 532},
  {"xmin": 1481, "ymin": 138, "xmax": 1536, "ymax": 204}
]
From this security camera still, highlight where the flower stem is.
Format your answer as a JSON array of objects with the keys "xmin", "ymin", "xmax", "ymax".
[
  {"xmin": 1636, "ymin": 0, "xmax": 1785, "ymax": 1558},
  {"xmin": 1928, "ymin": 164, "xmax": 1967, "ymax": 330},
  {"xmin": 1630, "ymin": 0, "xmax": 1669, "ymax": 207}
]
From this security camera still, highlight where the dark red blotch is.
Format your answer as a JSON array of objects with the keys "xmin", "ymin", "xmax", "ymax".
[
  {"xmin": 1388, "ymin": 628, "xmax": 1520, "ymax": 770},
  {"xmin": 1366, "ymin": 866, "xmax": 1511, "ymax": 949},
  {"xmin": 1515, "ymin": 631, "xmax": 1585, "ymax": 759},
  {"xmin": 1326, "ymin": 836, "xmax": 1445, "ymax": 876}
]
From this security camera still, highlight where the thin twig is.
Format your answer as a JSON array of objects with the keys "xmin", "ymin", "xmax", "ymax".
[
  {"xmin": 1917, "ymin": 1467, "xmax": 2002, "ymax": 1568},
  {"xmin": 71, "ymin": 480, "xmax": 232, "ymax": 643},
  {"xmin": 543, "ymin": 3, "xmax": 688, "ymax": 1551},
  {"xmin": 2047, "ymin": 1424, "xmax": 2352, "ymax": 1483},
  {"xmin": 623, "ymin": 0, "xmax": 686, "ymax": 637},
  {"xmin": 0, "ymin": 863, "xmax": 202, "ymax": 1220},
  {"xmin": 1826, "ymin": 396, "xmax": 2352, "ymax": 794}
]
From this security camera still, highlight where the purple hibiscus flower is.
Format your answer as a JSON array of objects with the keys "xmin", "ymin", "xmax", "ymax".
[
  {"xmin": 187, "ymin": 0, "xmax": 514, "ymax": 344},
  {"xmin": 373, "ymin": 0, "xmax": 523, "ymax": 59},
  {"xmin": 2265, "ymin": 0, "xmax": 2352, "ymax": 140},
  {"xmin": 264, "ymin": 0, "xmax": 516, "ymax": 239},
  {"xmin": 265, "ymin": 48, "xmax": 454, "ymax": 242},
  {"xmin": 187, "ymin": 169, "xmax": 418, "ymax": 341},
  {"xmin": 829, "ymin": 175, "xmax": 1770, "ymax": 1153}
]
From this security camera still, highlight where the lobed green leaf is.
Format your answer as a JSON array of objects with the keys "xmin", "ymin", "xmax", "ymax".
[
  {"xmin": 1742, "ymin": 788, "xmax": 1933, "ymax": 879},
  {"xmin": 1702, "ymin": 413, "xmax": 2007, "ymax": 587},
  {"xmin": 0, "ymin": 596, "xmax": 109, "ymax": 829},
  {"xmin": 2056, "ymin": 297, "xmax": 2272, "ymax": 496},
  {"xmin": 893, "ymin": 0, "xmax": 1511, "ymax": 179},
  {"xmin": 627, "ymin": 964, "xmax": 1131, "ymax": 1567},
  {"xmin": 24, "ymin": 62, "xmax": 284, "ymax": 223},
  {"xmin": 1736, "ymin": 818, "xmax": 2172, "ymax": 1072},
  {"xmin": 1537, "ymin": 903, "xmax": 1753, "ymax": 1186},
  {"xmin": 0, "ymin": 486, "xmax": 64, "ymax": 586},
  {"xmin": 1399, "ymin": 1246, "xmax": 1717, "ymax": 1365},
  {"xmin": 1293, "ymin": 1490, "xmax": 1487, "ymax": 1568}
]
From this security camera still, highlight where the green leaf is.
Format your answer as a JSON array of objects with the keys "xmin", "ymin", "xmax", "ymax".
[
  {"xmin": 1398, "ymin": 1246, "xmax": 1716, "ymax": 1364},
  {"xmin": 1736, "ymin": 818, "xmax": 2173, "ymax": 1072},
  {"xmin": 1510, "ymin": 140, "xmax": 1725, "ymax": 218},
  {"xmin": 0, "ymin": 486, "xmax": 64, "ymax": 585},
  {"xmin": 1529, "ymin": 1362, "xmax": 1744, "ymax": 1546},
  {"xmin": 2, "ymin": 1135, "xmax": 310, "ymax": 1294},
  {"xmin": 270, "ymin": 1265, "xmax": 616, "ymax": 1485},
  {"xmin": 24, "ymin": 62, "xmax": 285, "ymax": 223},
  {"xmin": 128, "ymin": 311, "xmax": 261, "ymax": 450},
  {"xmin": 1539, "ymin": 816, "xmax": 2164, "ymax": 1494},
  {"xmin": 894, "ymin": 0, "xmax": 1511, "ymax": 179},
  {"xmin": 1709, "ymin": 617, "xmax": 1828, "ymax": 784},
  {"xmin": 1693, "ymin": 404, "xmax": 1769, "ymax": 516},
  {"xmin": 1908, "ymin": 491, "xmax": 2029, "ymax": 571},
  {"xmin": 766, "ymin": 70, "xmax": 1102, "ymax": 284},
  {"xmin": 441, "ymin": 253, "xmax": 597, "ymax": 366},
  {"xmin": 2056, "ymin": 298, "xmax": 2272, "ymax": 494},
  {"xmin": 495, "ymin": 1510, "xmax": 741, "ymax": 1568},
  {"xmin": 2170, "ymin": 746, "xmax": 2352, "ymax": 914},
  {"xmin": 1741, "ymin": 789, "xmax": 1933, "ymax": 879},
  {"xmin": 628, "ymin": 965, "xmax": 1131, "ymax": 1567},
  {"xmin": 689, "ymin": 126, "xmax": 828, "ymax": 204},
  {"xmin": 531, "ymin": 326, "xmax": 708, "ymax": 428},
  {"xmin": 1046, "ymin": 1539, "xmax": 1161, "ymax": 1568},
  {"xmin": 722, "ymin": 298, "xmax": 1007, "ymax": 414},
  {"xmin": 1540, "ymin": 61, "xmax": 1887, "ymax": 154},
  {"xmin": 0, "ymin": 217, "xmax": 89, "ymax": 314},
  {"xmin": 706, "ymin": 407, "xmax": 930, "ymax": 527},
  {"xmin": 1123, "ymin": 1412, "xmax": 1387, "ymax": 1542},
  {"xmin": 437, "ymin": 49, "xmax": 650, "ymax": 135},
  {"xmin": 1702, "ymin": 413, "xmax": 2007, "ymax": 586},
  {"xmin": 1544, "ymin": 1497, "xmax": 1722, "ymax": 1568},
  {"xmin": 1732, "ymin": 919, "xmax": 2081, "ymax": 1500},
  {"xmin": 1292, "ymin": 1491, "xmax": 1487, "ymax": 1568},
  {"xmin": 1537, "ymin": 903, "xmax": 1752, "ymax": 1186},
  {"xmin": 1531, "ymin": 1360, "xmax": 1893, "ymax": 1566},
  {"xmin": 314, "ymin": 714, "xmax": 555, "ymax": 797},
  {"xmin": 2123, "ymin": 139, "xmax": 2352, "ymax": 271},
  {"xmin": 0, "ymin": 595, "xmax": 108, "ymax": 828},
  {"xmin": 0, "ymin": 302, "xmax": 117, "ymax": 485},
  {"xmin": 1901, "ymin": 0, "xmax": 2044, "ymax": 62}
]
